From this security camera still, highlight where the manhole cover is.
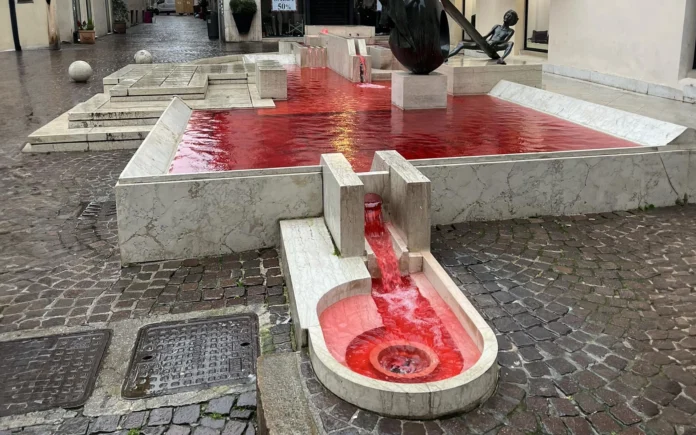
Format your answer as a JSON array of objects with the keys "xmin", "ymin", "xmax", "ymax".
[
  {"xmin": 122, "ymin": 314, "xmax": 259, "ymax": 399},
  {"xmin": 0, "ymin": 330, "xmax": 111, "ymax": 417}
]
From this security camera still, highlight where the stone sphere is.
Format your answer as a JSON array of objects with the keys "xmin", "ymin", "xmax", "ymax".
[
  {"xmin": 68, "ymin": 61, "xmax": 93, "ymax": 82},
  {"xmin": 134, "ymin": 50, "xmax": 153, "ymax": 64}
]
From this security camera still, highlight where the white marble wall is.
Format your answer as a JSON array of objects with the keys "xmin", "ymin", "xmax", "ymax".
[
  {"xmin": 437, "ymin": 61, "xmax": 542, "ymax": 95},
  {"xmin": 326, "ymin": 34, "xmax": 372, "ymax": 83},
  {"xmin": 490, "ymin": 81, "xmax": 694, "ymax": 147},
  {"xmin": 119, "ymin": 97, "xmax": 191, "ymax": 179},
  {"xmin": 117, "ymin": 172, "xmax": 323, "ymax": 264},
  {"xmin": 420, "ymin": 149, "xmax": 691, "ymax": 225},
  {"xmin": 321, "ymin": 154, "xmax": 365, "ymax": 258},
  {"xmin": 391, "ymin": 72, "xmax": 447, "ymax": 110},
  {"xmin": 372, "ymin": 151, "xmax": 431, "ymax": 252}
]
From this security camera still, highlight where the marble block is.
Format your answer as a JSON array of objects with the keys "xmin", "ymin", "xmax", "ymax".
[
  {"xmin": 321, "ymin": 154, "xmax": 365, "ymax": 258},
  {"xmin": 419, "ymin": 149, "xmax": 691, "ymax": 225},
  {"xmin": 391, "ymin": 72, "xmax": 447, "ymax": 110},
  {"xmin": 437, "ymin": 57, "xmax": 542, "ymax": 95},
  {"xmin": 367, "ymin": 45, "xmax": 393, "ymax": 70},
  {"xmin": 373, "ymin": 151, "xmax": 431, "ymax": 252},
  {"xmin": 490, "ymin": 81, "xmax": 694, "ymax": 147},
  {"xmin": 256, "ymin": 66, "xmax": 287, "ymax": 100}
]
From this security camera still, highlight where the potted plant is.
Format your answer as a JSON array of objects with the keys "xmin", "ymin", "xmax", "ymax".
[
  {"xmin": 78, "ymin": 19, "xmax": 96, "ymax": 44},
  {"xmin": 113, "ymin": 0, "xmax": 128, "ymax": 33},
  {"xmin": 229, "ymin": 0, "xmax": 256, "ymax": 34}
]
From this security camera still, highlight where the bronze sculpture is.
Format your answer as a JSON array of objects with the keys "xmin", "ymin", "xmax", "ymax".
[
  {"xmin": 380, "ymin": 0, "xmax": 450, "ymax": 75},
  {"xmin": 448, "ymin": 9, "xmax": 519, "ymax": 65}
]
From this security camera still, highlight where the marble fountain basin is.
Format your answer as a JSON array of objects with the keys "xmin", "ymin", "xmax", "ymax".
[
  {"xmin": 310, "ymin": 246, "xmax": 498, "ymax": 419},
  {"xmin": 280, "ymin": 152, "xmax": 498, "ymax": 419}
]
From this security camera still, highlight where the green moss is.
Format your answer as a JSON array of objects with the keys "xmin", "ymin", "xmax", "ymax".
[{"xmin": 259, "ymin": 328, "xmax": 275, "ymax": 354}]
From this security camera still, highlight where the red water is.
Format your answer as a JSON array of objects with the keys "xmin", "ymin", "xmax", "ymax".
[
  {"xmin": 169, "ymin": 67, "xmax": 635, "ymax": 174},
  {"xmin": 337, "ymin": 195, "xmax": 475, "ymax": 383}
]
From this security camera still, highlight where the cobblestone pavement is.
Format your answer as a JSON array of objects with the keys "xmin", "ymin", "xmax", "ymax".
[
  {"xmin": 0, "ymin": 17, "xmax": 280, "ymax": 434},
  {"xmin": 0, "ymin": 392, "xmax": 258, "ymax": 435},
  {"xmin": 303, "ymin": 207, "xmax": 696, "ymax": 435}
]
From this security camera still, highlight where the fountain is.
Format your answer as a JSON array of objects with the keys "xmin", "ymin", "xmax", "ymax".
[{"xmin": 280, "ymin": 151, "xmax": 498, "ymax": 418}]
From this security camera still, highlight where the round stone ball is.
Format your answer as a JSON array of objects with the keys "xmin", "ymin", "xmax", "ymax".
[
  {"xmin": 68, "ymin": 61, "xmax": 93, "ymax": 82},
  {"xmin": 134, "ymin": 50, "xmax": 153, "ymax": 64}
]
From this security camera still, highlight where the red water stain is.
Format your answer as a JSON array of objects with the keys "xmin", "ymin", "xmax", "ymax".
[{"xmin": 169, "ymin": 66, "xmax": 635, "ymax": 174}]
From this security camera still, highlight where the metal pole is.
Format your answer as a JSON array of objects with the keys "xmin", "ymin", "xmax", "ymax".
[{"xmin": 8, "ymin": 0, "xmax": 22, "ymax": 51}]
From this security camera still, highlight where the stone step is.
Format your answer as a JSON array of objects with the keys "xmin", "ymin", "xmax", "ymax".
[{"xmin": 25, "ymin": 112, "xmax": 151, "ymax": 152}]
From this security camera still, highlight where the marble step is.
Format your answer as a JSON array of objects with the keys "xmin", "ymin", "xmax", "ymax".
[{"xmin": 25, "ymin": 112, "xmax": 151, "ymax": 152}]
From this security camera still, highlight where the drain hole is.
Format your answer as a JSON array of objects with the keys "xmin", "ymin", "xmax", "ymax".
[
  {"xmin": 240, "ymin": 342, "xmax": 250, "ymax": 347},
  {"xmin": 142, "ymin": 355, "xmax": 154, "ymax": 361}
]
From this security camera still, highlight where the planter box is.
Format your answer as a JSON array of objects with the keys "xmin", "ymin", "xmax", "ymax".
[
  {"xmin": 114, "ymin": 22, "xmax": 127, "ymax": 34},
  {"xmin": 79, "ymin": 30, "xmax": 95, "ymax": 44},
  {"xmin": 232, "ymin": 12, "xmax": 254, "ymax": 34}
]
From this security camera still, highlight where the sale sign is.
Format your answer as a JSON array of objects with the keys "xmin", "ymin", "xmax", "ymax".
[{"xmin": 272, "ymin": 0, "xmax": 296, "ymax": 11}]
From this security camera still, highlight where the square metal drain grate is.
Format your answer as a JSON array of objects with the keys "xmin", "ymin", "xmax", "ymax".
[
  {"xmin": 0, "ymin": 330, "xmax": 111, "ymax": 417},
  {"xmin": 122, "ymin": 314, "xmax": 259, "ymax": 399}
]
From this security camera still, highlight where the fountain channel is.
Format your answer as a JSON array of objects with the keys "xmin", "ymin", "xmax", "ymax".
[{"xmin": 280, "ymin": 151, "xmax": 498, "ymax": 419}]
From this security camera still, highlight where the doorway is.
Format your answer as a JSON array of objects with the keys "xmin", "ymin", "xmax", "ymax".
[
  {"xmin": 524, "ymin": 0, "xmax": 549, "ymax": 53},
  {"xmin": 308, "ymin": 0, "xmax": 349, "ymax": 25}
]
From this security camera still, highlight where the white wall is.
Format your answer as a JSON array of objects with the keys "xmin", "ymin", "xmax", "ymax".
[
  {"xmin": 57, "ymin": 0, "xmax": 75, "ymax": 42},
  {"xmin": 447, "ymin": 0, "xmax": 464, "ymax": 46},
  {"xmin": 549, "ymin": 0, "xmax": 690, "ymax": 88},
  {"xmin": 527, "ymin": 0, "xmax": 549, "ymax": 34},
  {"xmin": 15, "ymin": 1, "xmax": 50, "ymax": 48},
  {"xmin": 224, "ymin": 0, "xmax": 262, "ymax": 41},
  {"xmin": 475, "ymin": 0, "xmax": 524, "ymax": 55},
  {"xmin": 679, "ymin": 0, "xmax": 696, "ymax": 79},
  {"xmin": 92, "ymin": 0, "xmax": 109, "ymax": 36},
  {"xmin": 0, "ymin": 2, "xmax": 17, "ymax": 50}
]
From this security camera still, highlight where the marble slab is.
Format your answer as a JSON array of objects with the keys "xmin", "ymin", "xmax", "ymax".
[
  {"xmin": 326, "ymin": 34, "xmax": 372, "ymax": 83},
  {"xmin": 490, "ymin": 81, "xmax": 694, "ymax": 147},
  {"xmin": 372, "ymin": 151, "xmax": 431, "ymax": 252},
  {"xmin": 419, "ymin": 149, "xmax": 692, "ymax": 225},
  {"xmin": 391, "ymin": 72, "xmax": 447, "ymax": 110},
  {"xmin": 280, "ymin": 218, "xmax": 371, "ymax": 348},
  {"xmin": 321, "ymin": 154, "xmax": 365, "ymax": 258},
  {"xmin": 117, "ymin": 171, "xmax": 323, "ymax": 264},
  {"xmin": 438, "ymin": 58, "xmax": 542, "ymax": 95}
]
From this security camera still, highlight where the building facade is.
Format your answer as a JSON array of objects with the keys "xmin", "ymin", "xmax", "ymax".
[{"xmin": 1, "ymin": 0, "xmax": 147, "ymax": 51}]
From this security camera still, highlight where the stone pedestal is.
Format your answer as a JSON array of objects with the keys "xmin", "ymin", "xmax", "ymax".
[
  {"xmin": 391, "ymin": 71, "xmax": 447, "ymax": 110},
  {"xmin": 256, "ymin": 63, "xmax": 287, "ymax": 100},
  {"xmin": 437, "ymin": 57, "xmax": 542, "ymax": 95}
]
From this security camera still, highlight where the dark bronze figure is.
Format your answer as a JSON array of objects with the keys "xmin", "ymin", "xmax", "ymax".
[
  {"xmin": 380, "ymin": 0, "xmax": 450, "ymax": 75},
  {"xmin": 448, "ymin": 10, "xmax": 518, "ymax": 65}
]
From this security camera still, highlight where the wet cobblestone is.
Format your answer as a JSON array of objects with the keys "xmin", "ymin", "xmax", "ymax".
[
  {"xmin": 3, "ymin": 395, "xmax": 256, "ymax": 435},
  {"xmin": 300, "ymin": 208, "xmax": 696, "ymax": 434}
]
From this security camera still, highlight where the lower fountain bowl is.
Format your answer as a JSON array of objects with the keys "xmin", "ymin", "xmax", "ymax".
[{"xmin": 370, "ymin": 340, "xmax": 439, "ymax": 381}]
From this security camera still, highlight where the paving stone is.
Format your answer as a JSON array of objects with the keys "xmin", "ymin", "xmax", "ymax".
[
  {"xmin": 166, "ymin": 426, "xmax": 191, "ymax": 435},
  {"xmin": 121, "ymin": 411, "xmax": 148, "ymax": 429},
  {"xmin": 229, "ymin": 410, "xmax": 253, "ymax": 419},
  {"xmin": 57, "ymin": 417, "xmax": 90, "ymax": 435},
  {"xmin": 610, "ymin": 404, "xmax": 641, "ymax": 425},
  {"xmin": 173, "ymin": 405, "xmax": 201, "ymax": 425},
  {"xmin": 352, "ymin": 411, "xmax": 379, "ymax": 432},
  {"xmin": 236, "ymin": 391, "xmax": 257, "ymax": 408},
  {"xmin": 631, "ymin": 397, "xmax": 659, "ymax": 417},
  {"xmin": 89, "ymin": 415, "xmax": 120, "ymax": 433},
  {"xmin": 562, "ymin": 417, "xmax": 592, "ymax": 435},
  {"xmin": 149, "ymin": 408, "xmax": 173, "ymax": 426},
  {"xmin": 551, "ymin": 398, "xmax": 579, "ymax": 417},
  {"xmin": 193, "ymin": 427, "xmax": 221, "ymax": 435},
  {"xmin": 588, "ymin": 413, "xmax": 621, "ymax": 434},
  {"xmin": 376, "ymin": 417, "xmax": 402, "ymax": 435},
  {"xmin": 202, "ymin": 417, "xmax": 226, "ymax": 429},
  {"xmin": 221, "ymin": 421, "xmax": 247, "ymax": 435},
  {"xmin": 530, "ymin": 379, "xmax": 558, "ymax": 397},
  {"xmin": 573, "ymin": 392, "xmax": 604, "ymax": 414},
  {"xmin": 206, "ymin": 396, "xmax": 235, "ymax": 415},
  {"xmin": 541, "ymin": 417, "xmax": 567, "ymax": 435}
]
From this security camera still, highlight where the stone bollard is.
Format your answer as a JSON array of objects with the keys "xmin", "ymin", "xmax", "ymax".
[
  {"xmin": 134, "ymin": 50, "xmax": 153, "ymax": 64},
  {"xmin": 68, "ymin": 61, "xmax": 93, "ymax": 82}
]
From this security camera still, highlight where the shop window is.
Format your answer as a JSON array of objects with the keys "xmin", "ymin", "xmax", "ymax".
[
  {"xmin": 524, "ymin": 0, "xmax": 549, "ymax": 53},
  {"xmin": 261, "ymin": 0, "xmax": 304, "ymax": 37},
  {"xmin": 17, "ymin": 0, "xmax": 34, "ymax": 3}
]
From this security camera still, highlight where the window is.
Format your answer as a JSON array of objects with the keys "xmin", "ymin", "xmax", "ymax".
[
  {"xmin": 261, "ymin": 0, "xmax": 305, "ymax": 37},
  {"xmin": 17, "ymin": 0, "xmax": 33, "ymax": 3},
  {"xmin": 524, "ymin": 0, "xmax": 550, "ymax": 53}
]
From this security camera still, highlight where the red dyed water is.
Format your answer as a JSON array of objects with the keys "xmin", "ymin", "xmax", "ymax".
[
  {"xmin": 169, "ymin": 67, "xmax": 635, "ymax": 174},
  {"xmin": 337, "ymin": 195, "xmax": 475, "ymax": 383}
]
